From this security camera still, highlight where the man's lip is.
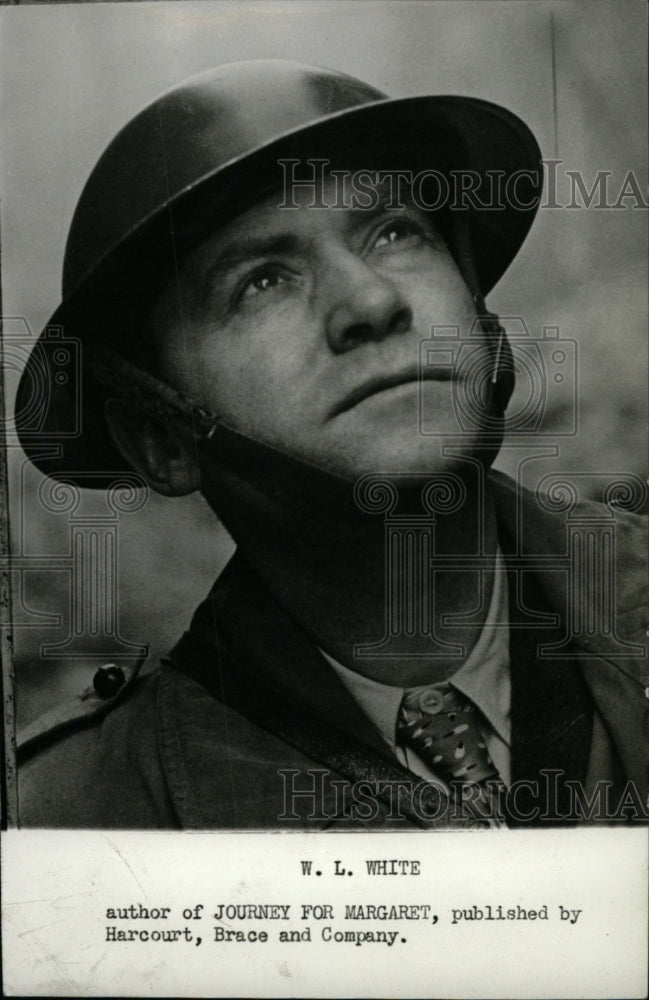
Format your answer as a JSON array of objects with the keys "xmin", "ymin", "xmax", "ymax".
[{"xmin": 330, "ymin": 367, "xmax": 454, "ymax": 418}]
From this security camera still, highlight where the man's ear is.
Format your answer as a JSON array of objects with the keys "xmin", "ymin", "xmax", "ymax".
[{"xmin": 104, "ymin": 398, "xmax": 200, "ymax": 496}]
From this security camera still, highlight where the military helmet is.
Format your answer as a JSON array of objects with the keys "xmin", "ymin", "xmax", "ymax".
[{"xmin": 15, "ymin": 59, "xmax": 542, "ymax": 486}]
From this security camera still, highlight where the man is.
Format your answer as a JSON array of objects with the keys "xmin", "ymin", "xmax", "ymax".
[{"xmin": 14, "ymin": 60, "xmax": 648, "ymax": 828}]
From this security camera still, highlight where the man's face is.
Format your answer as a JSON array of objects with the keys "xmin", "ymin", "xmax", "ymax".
[{"xmin": 151, "ymin": 174, "xmax": 495, "ymax": 481}]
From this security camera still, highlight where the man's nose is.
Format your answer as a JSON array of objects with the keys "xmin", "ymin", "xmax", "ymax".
[{"xmin": 323, "ymin": 255, "xmax": 413, "ymax": 353}]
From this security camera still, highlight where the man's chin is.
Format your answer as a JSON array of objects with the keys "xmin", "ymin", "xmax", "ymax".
[{"xmin": 314, "ymin": 430, "xmax": 503, "ymax": 485}]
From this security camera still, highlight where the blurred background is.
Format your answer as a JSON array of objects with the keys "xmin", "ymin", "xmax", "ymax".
[{"xmin": 1, "ymin": 0, "xmax": 646, "ymax": 724}]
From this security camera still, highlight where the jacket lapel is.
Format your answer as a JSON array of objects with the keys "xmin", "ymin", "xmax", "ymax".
[{"xmin": 195, "ymin": 555, "xmax": 396, "ymax": 759}]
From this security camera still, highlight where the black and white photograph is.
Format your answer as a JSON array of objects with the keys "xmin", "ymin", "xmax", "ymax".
[{"xmin": 1, "ymin": 0, "xmax": 647, "ymax": 995}]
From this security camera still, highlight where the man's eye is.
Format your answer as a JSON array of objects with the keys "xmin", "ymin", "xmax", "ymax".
[
  {"xmin": 372, "ymin": 219, "xmax": 426, "ymax": 251},
  {"xmin": 240, "ymin": 267, "xmax": 289, "ymax": 300}
]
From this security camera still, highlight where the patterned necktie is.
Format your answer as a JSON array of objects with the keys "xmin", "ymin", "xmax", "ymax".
[{"xmin": 396, "ymin": 682, "xmax": 505, "ymax": 824}]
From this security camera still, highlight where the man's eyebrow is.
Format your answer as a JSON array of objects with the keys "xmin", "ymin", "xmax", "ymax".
[
  {"xmin": 200, "ymin": 232, "xmax": 300, "ymax": 287},
  {"xmin": 346, "ymin": 189, "xmax": 426, "ymax": 230}
]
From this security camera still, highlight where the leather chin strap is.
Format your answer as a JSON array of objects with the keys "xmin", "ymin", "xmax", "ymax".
[
  {"xmin": 449, "ymin": 213, "xmax": 515, "ymax": 417},
  {"xmin": 88, "ymin": 217, "xmax": 515, "ymax": 437},
  {"xmin": 474, "ymin": 304, "xmax": 516, "ymax": 418},
  {"xmin": 87, "ymin": 344, "xmax": 221, "ymax": 439}
]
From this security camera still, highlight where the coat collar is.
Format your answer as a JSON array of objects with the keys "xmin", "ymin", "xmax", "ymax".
[
  {"xmin": 490, "ymin": 468, "xmax": 647, "ymax": 665},
  {"xmin": 159, "ymin": 470, "xmax": 648, "ymax": 824},
  {"xmin": 491, "ymin": 469, "xmax": 648, "ymax": 795}
]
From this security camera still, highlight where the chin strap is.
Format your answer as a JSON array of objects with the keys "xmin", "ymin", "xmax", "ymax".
[
  {"xmin": 449, "ymin": 214, "xmax": 515, "ymax": 417},
  {"xmin": 472, "ymin": 294, "xmax": 516, "ymax": 417},
  {"xmin": 87, "ymin": 344, "xmax": 221, "ymax": 440}
]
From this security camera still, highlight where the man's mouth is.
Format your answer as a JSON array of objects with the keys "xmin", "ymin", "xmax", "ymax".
[{"xmin": 330, "ymin": 366, "xmax": 454, "ymax": 418}]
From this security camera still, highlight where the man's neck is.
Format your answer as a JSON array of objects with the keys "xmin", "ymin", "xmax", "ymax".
[{"xmin": 199, "ymin": 426, "xmax": 498, "ymax": 687}]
